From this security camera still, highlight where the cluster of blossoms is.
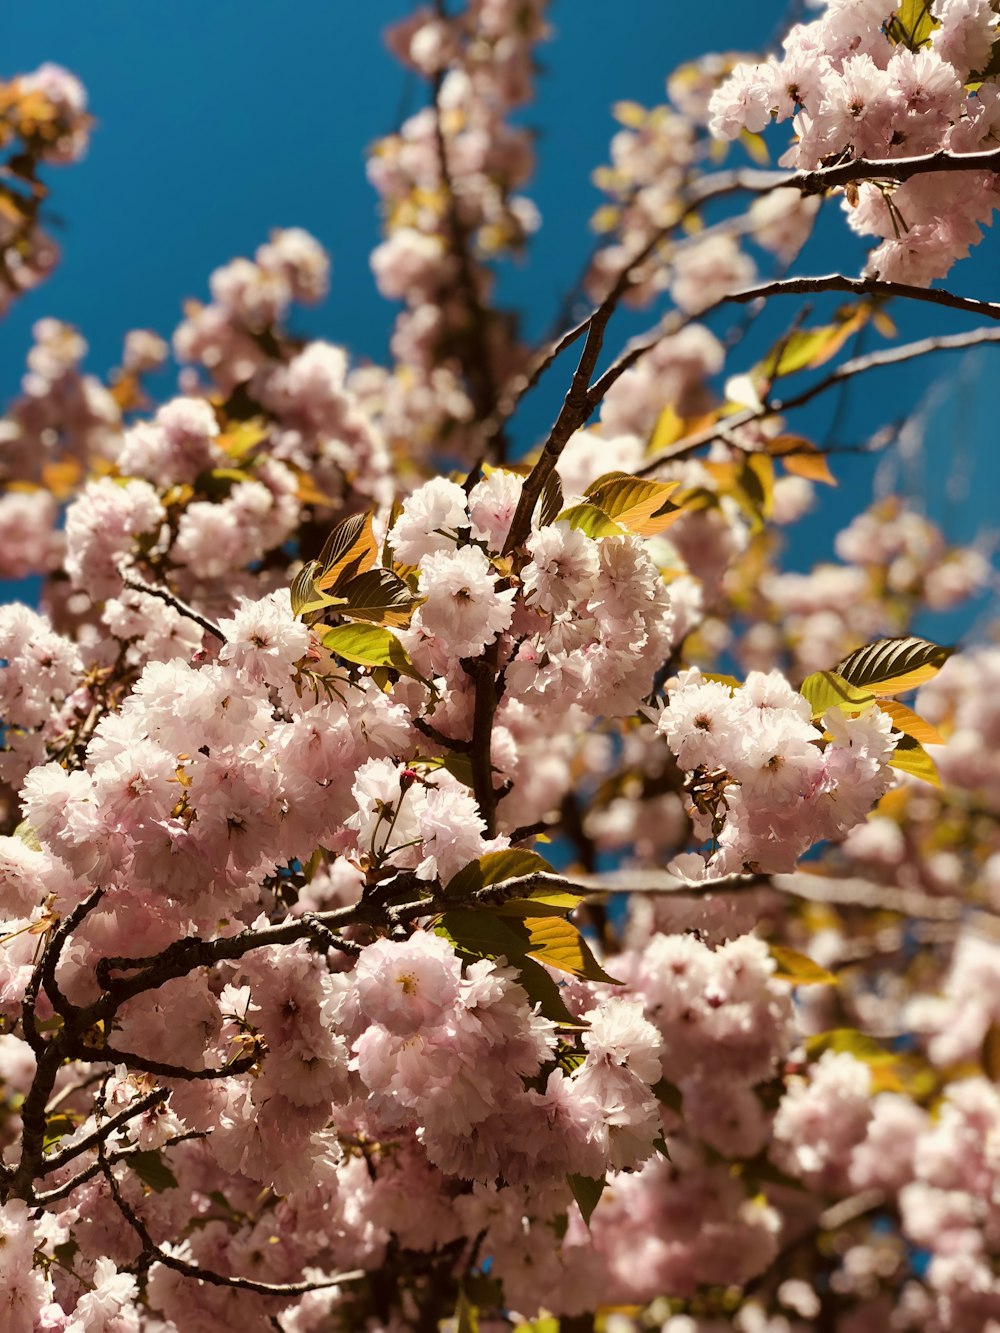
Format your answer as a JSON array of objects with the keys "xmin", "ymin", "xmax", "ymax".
[
  {"xmin": 363, "ymin": 0, "xmax": 548, "ymax": 460},
  {"xmin": 1, "ymin": 0, "xmax": 1000, "ymax": 1328},
  {"xmin": 656, "ymin": 668, "xmax": 898, "ymax": 879},
  {"xmin": 710, "ymin": 0, "xmax": 1000, "ymax": 283},
  {"xmin": 0, "ymin": 63, "xmax": 90, "ymax": 314}
]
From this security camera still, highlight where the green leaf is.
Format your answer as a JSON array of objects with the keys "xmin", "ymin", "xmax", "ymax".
[
  {"xmin": 887, "ymin": 0, "xmax": 939, "ymax": 49},
  {"xmin": 336, "ymin": 567, "xmax": 423, "ymax": 628},
  {"xmin": 555, "ymin": 502, "xmax": 624, "ymax": 539},
  {"xmin": 314, "ymin": 510, "xmax": 378, "ymax": 593},
  {"xmin": 888, "ymin": 732, "xmax": 941, "ymax": 787},
  {"xmin": 799, "ymin": 670, "xmax": 875, "ymax": 719},
  {"xmin": 509, "ymin": 954, "xmax": 577, "ymax": 1024},
  {"xmin": 568, "ymin": 1173, "xmax": 606, "ymax": 1226},
  {"xmin": 650, "ymin": 1077, "xmax": 683, "ymax": 1114},
  {"xmin": 438, "ymin": 908, "xmax": 528, "ymax": 958},
  {"xmin": 582, "ymin": 472, "xmax": 682, "ymax": 535},
  {"xmin": 769, "ymin": 945, "xmax": 837, "ymax": 987},
  {"xmin": 320, "ymin": 624, "xmax": 426, "ymax": 685},
  {"xmin": 436, "ymin": 913, "xmax": 575, "ymax": 1022},
  {"xmin": 446, "ymin": 849, "xmax": 554, "ymax": 899},
  {"xmin": 128, "ymin": 1149, "xmax": 178, "ymax": 1194},
  {"xmin": 835, "ymin": 636, "xmax": 953, "ymax": 697}
]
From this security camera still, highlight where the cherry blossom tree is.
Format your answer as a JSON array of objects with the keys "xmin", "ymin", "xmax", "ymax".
[{"xmin": 1, "ymin": 3, "xmax": 1000, "ymax": 1329}]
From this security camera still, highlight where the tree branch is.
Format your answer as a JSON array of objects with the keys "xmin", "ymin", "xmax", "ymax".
[
  {"xmin": 122, "ymin": 576, "xmax": 224, "ymax": 642},
  {"xmin": 42, "ymin": 1088, "xmax": 169, "ymax": 1176},
  {"xmin": 96, "ymin": 1131, "xmax": 365, "ymax": 1297},
  {"xmin": 637, "ymin": 324, "xmax": 1000, "ymax": 473},
  {"xmin": 589, "ymin": 274, "xmax": 1000, "ymax": 418}
]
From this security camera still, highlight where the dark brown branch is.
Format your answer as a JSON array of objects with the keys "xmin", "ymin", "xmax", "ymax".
[
  {"xmin": 96, "ymin": 1130, "xmax": 365, "ymax": 1297},
  {"xmin": 413, "ymin": 716, "xmax": 473, "ymax": 753},
  {"xmin": 589, "ymin": 274, "xmax": 1000, "ymax": 418},
  {"xmin": 722, "ymin": 273, "xmax": 1000, "ymax": 322},
  {"xmin": 486, "ymin": 146, "xmax": 1000, "ymax": 447},
  {"xmin": 122, "ymin": 576, "xmax": 224, "ymax": 642},
  {"xmin": 680, "ymin": 146, "xmax": 1000, "ymax": 212},
  {"xmin": 36, "ymin": 1131, "xmax": 206, "ymax": 1206},
  {"xmin": 429, "ymin": 63, "xmax": 508, "ymax": 461},
  {"xmin": 69, "ymin": 1042, "xmax": 260, "ymax": 1083},
  {"xmin": 462, "ymin": 647, "xmax": 501, "ymax": 837},
  {"xmin": 501, "ymin": 307, "xmax": 616, "ymax": 556},
  {"xmin": 42, "ymin": 1087, "xmax": 169, "ymax": 1175}
]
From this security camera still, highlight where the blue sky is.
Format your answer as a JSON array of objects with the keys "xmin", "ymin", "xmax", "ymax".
[{"xmin": 3, "ymin": 1, "xmax": 998, "ymax": 635}]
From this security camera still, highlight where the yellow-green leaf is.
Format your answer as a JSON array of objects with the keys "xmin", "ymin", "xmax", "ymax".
[
  {"xmin": 887, "ymin": 0, "xmax": 939, "ymax": 49},
  {"xmin": 805, "ymin": 1028, "xmax": 906, "ymax": 1093},
  {"xmin": 836, "ymin": 636, "xmax": 953, "ymax": 697},
  {"xmin": 454, "ymin": 1289, "xmax": 479, "ymax": 1333},
  {"xmin": 739, "ymin": 127, "xmax": 769, "ymax": 165},
  {"xmin": 497, "ymin": 890, "xmax": 588, "ymax": 918},
  {"xmin": 754, "ymin": 312, "xmax": 867, "ymax": 384},
  {"xmin": 446, "ymin": 849, "xmax": 554, "ymax": 899},
  {"xmin": 701, "ymin": 671, "xmax": 741, "ymax": 691},
  {"xmin": 769, "ymin": 945, "xmax": 837, "ymax": 986},
  {"xmin": 649, "ymin": 402, "xmax": 686, "ymax": 452},
  {"xmin": 13, "ymin": 820, "xmax": 41, "ymax": 852},
  {"xmin": 799, "ymin": 670, "xmax": 875, "ymax": 719},
  {"xmin": 218, "ymin": 418, "xmax": 268, "ymax": 459},
  {"xmin": 583, "ymin": 472, "xmax": 683, "ymax": 536},
  {"xmin": 436, "ymin": 911, "xmax": 576, "ymax": 1023},
  {"xmin": 888, "ymin": 733, "xmax": 941, "ymax": 787},
  {"xmin": 320, "ymin": 623, "xmax": 425, "ymax": 684},
  {"xmin": 556, "ymin": 502, "xmax": 624, "ymax": 539},
  {"xmin": 521, "ymin": 915, "xmax": 618, "ymax": 983}
]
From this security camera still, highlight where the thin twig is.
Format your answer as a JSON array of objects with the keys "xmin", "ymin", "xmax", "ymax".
[
  {"xmin": 42, "ymin": 1088, "xmax": 169, "ymax": 1175},
  {"xmin": 637, "ymin": 325, "xmax": 1000, "ymax": 474},
  {"xmin": 96, "ymin": 1126, "xmax": 366, "ymax": 1296},
  {"xmin": 122, "ymin": 576, "xmax": 224, "ymax": 642}
]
